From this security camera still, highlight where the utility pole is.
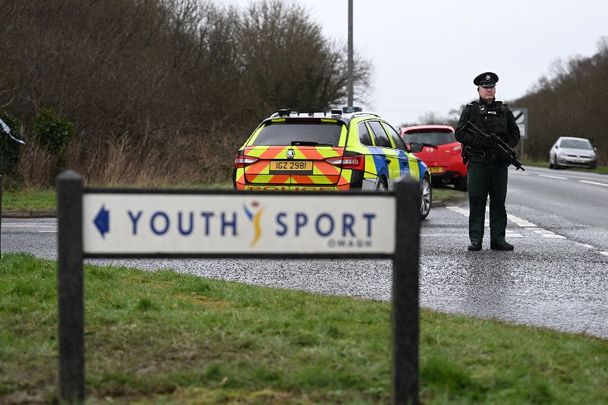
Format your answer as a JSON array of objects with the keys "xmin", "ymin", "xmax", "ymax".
[{"xmin": 347, "ymin": 0, "xmax": 354, "ymax": 108}]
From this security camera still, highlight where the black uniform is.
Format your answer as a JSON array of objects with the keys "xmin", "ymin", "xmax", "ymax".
[{"xmin": 455, "ymin": 99, "xmax": 520, "ymax": 248}]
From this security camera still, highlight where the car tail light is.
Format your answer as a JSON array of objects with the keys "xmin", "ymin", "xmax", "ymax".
[
  {"xmin": 325, "ymin": 155, "xmax": 365, "ymax": 171},
  {"xmin": 453, "ymin": 145, "xmax": 462, "ymax": 151},
  {"xmin": 234, "ymin": 153, "xmax": 258, "ymax": 168}
]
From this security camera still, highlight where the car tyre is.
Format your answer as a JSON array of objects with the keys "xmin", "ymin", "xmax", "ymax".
[
  {"xmin": 420, "ymin": 174, "xmax": 432, "ymax": 219},
  {"xmin": 375, "ymin": 177, "xmax": 388, "ymax": 191},
  {"xmin": 553, "ymin": 157, "xmax": 562, "ymax": 169}
]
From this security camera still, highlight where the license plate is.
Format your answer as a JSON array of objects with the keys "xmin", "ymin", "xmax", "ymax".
[
  {"xmin": 429, "ymin": 166, "xmax": 445, "ymax": 174},
  {"xmin": 270, "ymin": 160, "xmax": 313, "ymax": 173}
]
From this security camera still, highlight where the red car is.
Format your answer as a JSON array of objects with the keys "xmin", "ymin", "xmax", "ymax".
[{"xmin": 400, "ymin": 125, "xmax": 467, "ymax": 190}]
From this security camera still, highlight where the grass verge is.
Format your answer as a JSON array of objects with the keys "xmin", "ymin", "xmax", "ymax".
[
  {"xmin": 1, "ymin": 188, "xmax": 56, "ymax": 211},
  {"xmin": 432, "ymin": 186, "xmax": 467, "ymax": 205},
  {"xmin": 0, "ymin": 183, "xmax": 232, "ymax": 212},
  {"xmin": 523, "ymin": 159, "xmax": 608, "ymax": 174},
  {"xmin": 1, "ymin": 253, "xmax": 606, "ymax": 403}
]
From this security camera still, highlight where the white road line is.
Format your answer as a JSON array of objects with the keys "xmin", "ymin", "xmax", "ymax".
[
  {"xmin": 421, "ymin": 234, "xmax": 466, "ymax": 237},
  {"xmin": 2, "ymin": 224, "xmax": 56, "ymax": 228},
  {"xmin": 445, "ymin": 207, "xmax": 606, "ymax": 255},
  {"xmin": 580, "ymin": 180, "xmax": 608, "ymax": 188},
  {"xmin": 532, "ymin": 229, "xmax": 566, "ymax": 239},
  {"xmin": 539, "ymin": 174, "xmax": 568, "ymax": 180},
  {"xmin": 447, "ymin": 206, "xmax": 469, "ymax": 216},
  {"xmin": 506, "ymin": 213, "xmax": 537, "ymax": 228},
  {"xmin": 506, "ymin": 230, "xmax": 523, "ymax": 238},
  {"xmin": 39, "ymin": 230, "xmax": 58, "ymax": 233}
]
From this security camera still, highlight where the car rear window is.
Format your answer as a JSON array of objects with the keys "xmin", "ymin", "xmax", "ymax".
[
  {"xmin": 252, "ymin": 122, "xmax": 343, "ymax": 146},
  {"xmin": 560, "ymin": 139, "xmax": 592, "ymax": 150},
  {"xmin": 403, "ymin": 131, "xmax": 456, "ymax": 145}
]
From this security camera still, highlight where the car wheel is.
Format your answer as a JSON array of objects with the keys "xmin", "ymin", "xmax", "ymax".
[
  {"xmin": 420, "ymin": 174, "xmax": 432, "ymax": 219},
  {"xmin": 375, "ymin": 177, "xmax": 388, "ymax": 191},
  {"xmin": 454, "ymin": 175, "xmax": 467, "ymax": 191},
  {"xmin": 553, "ymin": 157, "xmax": 562, "ymax": 169},
  {"xmin": 549, "ymin": 158, "xmax": 555, "ymax": 169}
]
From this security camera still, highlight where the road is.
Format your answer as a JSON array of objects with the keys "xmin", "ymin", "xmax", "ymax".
[
  {"xmin": 2, "ymin": 166, "xmax": 607, "ymax": 338},
  {"xmin": 508, "ymin": 165, "xmax": 608, "ymax": 249}
]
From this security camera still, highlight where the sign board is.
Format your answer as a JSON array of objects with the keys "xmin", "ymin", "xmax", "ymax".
[
  {"xmin": 57, "ymin": 171, "xmax": 419, "ymax": 403},
  {"xmin": 82, "ymin": 192, "xmax": 396, "ymax": 257},
  {"xmin": 511, "ymin": 107, "xmax": 528, "ymax": 140}
]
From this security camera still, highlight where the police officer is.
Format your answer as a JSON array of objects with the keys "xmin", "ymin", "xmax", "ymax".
[{"xmin": 455, "ymin": 72, "xmax": 520, "ymax": 251}]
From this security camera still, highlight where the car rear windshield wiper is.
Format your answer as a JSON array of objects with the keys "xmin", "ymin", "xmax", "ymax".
[
  {"xmin": 420, "ymin": 142, "xmax": 437, "ymax": 148},
  {"xmin": 291, "ymin": 141, "xmax": 333, "ymax": 146}
]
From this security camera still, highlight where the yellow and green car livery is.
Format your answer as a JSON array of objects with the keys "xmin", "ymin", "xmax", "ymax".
[{"xmin": 233, "ymin": 109, "xmax": 432, "ymax": 217}]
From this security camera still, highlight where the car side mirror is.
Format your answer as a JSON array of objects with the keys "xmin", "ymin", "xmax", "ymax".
[
  {"xmin": 406, "ymin": 142, "xmax": 423, "ymax": 153},
  {"xmin": 555, "ymin": 145, "xmax": 559, "ymax": 149}
]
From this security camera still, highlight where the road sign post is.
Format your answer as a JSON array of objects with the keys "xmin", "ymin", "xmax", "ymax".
[
  {"xmin": 56, "ymin": 170, "xmax": 421, "ymax": 404},
  {"xmin": 1, "ymin": 175, "xmax": 3, "ymax": 258},
  {"xmin": 392, "ymin": 180, "xmax": 420, "ymax": 403},
  {"xmin": 57, "ymin": 171, "xmax": 85, "ymax": 402},
  {"xmin": 511, "ymin": 107, "xmax": 528, "ymax": 160}
]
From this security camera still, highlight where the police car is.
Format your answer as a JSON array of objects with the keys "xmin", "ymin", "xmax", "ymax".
[{"xmin": 233, "ymin": 108, "xmax": 432, "ymax": 218}]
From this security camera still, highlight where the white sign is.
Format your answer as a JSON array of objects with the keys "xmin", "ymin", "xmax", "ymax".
[
  {"xmin": 83, "ymin": 193, "xmax": 396, "ymax": 255},
  {"xmin": 511, "ymin": 107, "xmax": 528, "ymax": 140}
]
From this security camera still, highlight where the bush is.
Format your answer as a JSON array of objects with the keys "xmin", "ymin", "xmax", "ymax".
[{"xmin": 32, "ymin": 107, "xmax": 74, "ymax": 155}]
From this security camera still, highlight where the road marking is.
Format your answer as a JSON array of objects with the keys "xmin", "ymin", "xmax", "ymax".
[
  {"xmin": 2, "ymin": 224, "xmax": 56, "ymax": 228},
  {"xmin": 532, "ymin": 229, "xmax": 566, "ymax": 239},
  {"xmin": 507, "ymin": 214, "xmax": 538, "ymax": 228},
  {"xmin": 421, "ymin": 234, "xmax": 466, "ymax": 237},
  {"xmin": 506, "ymin": 230, "xmax": 523, "ymax": 238},
  {"xmin": 580, "ymin": 180, "xmax": 608, "ymax": 188},
  {"xmin": 39, "ymin": 230, "xmax": 58, "ymax": 233},
  {"xmin": 600, "ymin": 252, "xmax": 608, "ymax": 257},
  {"xmin": 574, "ymin": 242, "xmax": 595, "ymax": 249},
  {"xmin": 539, "ymin": 174, "xmax": 568, "ymax": 180},
  {"xmin": 447, "ymin": 206, "xmax": 469, "ymax": 217}
]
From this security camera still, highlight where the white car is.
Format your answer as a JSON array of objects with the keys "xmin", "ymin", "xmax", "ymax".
[{"xmin": 549, "ymin": 137, "xmax": 597, "ymax": 169}]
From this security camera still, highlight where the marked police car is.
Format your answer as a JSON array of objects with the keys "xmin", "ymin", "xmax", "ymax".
[{"xmin": 233, "ymin": 108, "xmax": 432, "ymax": 218}]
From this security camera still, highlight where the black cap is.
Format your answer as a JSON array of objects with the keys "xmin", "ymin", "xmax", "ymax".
[{"xmin": 473, "ymin": 72, "xmax": 499, "ymax": 88}]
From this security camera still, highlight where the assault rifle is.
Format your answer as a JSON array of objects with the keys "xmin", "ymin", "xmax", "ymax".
[{"xmin": 461, "ymin": 120, "xmax": 525, "ymax": 171}]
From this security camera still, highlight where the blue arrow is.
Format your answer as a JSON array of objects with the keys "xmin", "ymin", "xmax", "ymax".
[{"xmin": 94, "ymin": 205, "xmax": 110, "ymax": 238}]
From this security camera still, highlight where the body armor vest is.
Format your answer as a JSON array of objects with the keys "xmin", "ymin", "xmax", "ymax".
[{"xmin": 469, "ymin": 101, "xmax": 509, "ymax": 139}]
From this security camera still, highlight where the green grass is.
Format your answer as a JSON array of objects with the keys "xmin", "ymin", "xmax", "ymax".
[
  {"xmin": 1, "ymin": 188, "xmax": 56, "ymax": 211},
  {"xmin": 1, "ymin": 253, "xmax": 606, "ymax": 403},
  {"xmin": 432, "ymin": 186, "xmax": 467, "ymax": 205},
  {"xmin": 0, "ymin": 183, "xmax": 232, "ymax": 212}
]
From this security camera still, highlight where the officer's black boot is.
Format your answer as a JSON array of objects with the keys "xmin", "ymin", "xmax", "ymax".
[
  {"xmin": 490, "ymin": 241, "xmax": 514, "ymax": 251},
  {"xmin": 468, "ymin": 241, "xmax": 482, "ymax": 251}
]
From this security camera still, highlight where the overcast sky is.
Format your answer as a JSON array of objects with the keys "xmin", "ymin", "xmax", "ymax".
[{"xmin": 226, "ymin": 0, "xmax": 608, "ymax": 125}]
